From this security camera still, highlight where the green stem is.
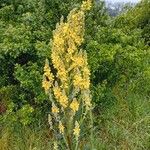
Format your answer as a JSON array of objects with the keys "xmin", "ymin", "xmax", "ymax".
[
  {"xmin": 75, "ymin": 139, "xmax": 79, "ymax": 150},
  {"xmin": 90, "ymin": 110, "xmax": 94, "ymax": 149},
  {"xmin": 63, "ymin": 134, "xmax": 71, "ymax": 150}
]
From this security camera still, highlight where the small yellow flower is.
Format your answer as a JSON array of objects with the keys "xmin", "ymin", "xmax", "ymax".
[
  {"xmin": 59, "ymin": 121, "xmax": 65, "ymax": 134},
  {"xmin": 73, "ymin": 121, "xmax": 80, "ymax": 139},
  {"xmin": 42, "ymin": 79, "xmax": 51, "ymax": 93},
  {"xmin": 71, "ymin": 55, "xmax": 85, "ymax": 68},
  {"xmin": 82, "ymin": 79, "xmax": 90, "ymax": 89},
  {"xmin": 52, "ymin": 103, "xmax": 59, "ymax": 114},
  {"xmin": 81, "ymin": 0, "xmax": 92, "ymax": 11},
  {"xmin": 83, "ymin": 67, "xmax": 90, "ymax": 76},
  {"xmin": 59, "ymin": 94, "xmax": 68, "ymax": 108},
  {"xmin": 53, "ymin": 86, "xmax": 62, "ymax": 99},
  {"xmin": 43, "ymin": 59, "xmax": 54, "ymax": 81},
  {"xmin": 42, "ymin": 59, "xmax": 54, "ymax": 94},
  {"xmin": 70, "ymin": 98, "xmax": 79, "ymax": 113},
  {"xmin": 73, "ymin": 74, "xmax": 83, "ymax": 88},
  {"xmin": 53, "ymin": 86, "xmax": 68, "ymax": 108}
]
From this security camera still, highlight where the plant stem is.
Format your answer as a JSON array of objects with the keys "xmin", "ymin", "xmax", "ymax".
[
  {"xmin": 90, "ymin": 109, "xmax": 94, "ymax": 149},
  {"xmin": 63, "ymin": 134, "xmax": 71, "ymax": 150},
  {"xmin": 75, "ymin": 139, "xmax": 79, "ymax": 150}
]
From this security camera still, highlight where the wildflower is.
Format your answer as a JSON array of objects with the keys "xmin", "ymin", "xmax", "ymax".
[
  {"xmin": 59, "ymin": 94, "xmax": 68, "ymax": 108},
  {"xmin": 53, "ymin": 86, "xmax": 62, "ymax": 100},
  {"xmin": 70, "ymin": 98, "xmax": 79, "ymax": 113},
  {"xmin": 57, "ymin": 67, "xmax": 68, "ymax": 85},
  {"xmin": 81, "ymin": 0, "xmax": 92, "ymax": 11},
  {"xmin": 83, "ymin": 66, "xmax": 90, "ymax": 76},
  {"xmin": 42, "ymin": 59, "xmax": 54, "ymax": 93},
  {"xmin": 73, "ymin": 73, "xmax": 90, "ymax": 90},
  {"xmin": 73, "ymin": 121, "xmax": 80, "ymax": 139},
  {"xmin": 42, "ymin": 79, "xmax": 51, "ymax": 93},
  {"xmin": 71, "ymin": 54, "xmax": 85, "ymax": 68},
  {"xmin": 42, "ymin": 0, "xmax": 93, "ymax": 148},
  {"xmin": 59, "ymin": 121, "xmax": 65, "ymax": 134},
  {"xmin": 73, "ymin": 74, "xmax": 83, "ymax": 89},
  {"xmin": 43, "ymin": 59, "xmax": 54, "ymax": 82},
  {"xmin": 82, "ymin": 79, "xmax": 90, "ymax": 89},
  {"xmin": 53, "ymin": 86, "xmax": 68, "ymax": 108},
  {"xmin": 67, "ymin": 39, "xmax": 77, "ymax": 54},
  {"xmin": 52, "ymin": 103, "xmax": 59, "ymax": 114}
]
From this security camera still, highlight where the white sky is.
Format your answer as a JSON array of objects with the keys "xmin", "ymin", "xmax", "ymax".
[{"xmin": 106, "ymin": 0, "xmax": 140, "ymax": 3}]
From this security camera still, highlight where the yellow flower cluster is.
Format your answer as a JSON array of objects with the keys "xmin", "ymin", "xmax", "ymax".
[
  {"xmin": 71, "ymin": 51, "xmax": 85, "ymax": 68},
  {"xmin": 73, "ymin": 121, "xmax": 80, "ymax": 139},
  {"xmin": 52, "ymin": 103, "xmax": 59, "ymax": 114},
  {"xmin": 51, "ymin": 52, "xmax": 68, "ymax": 88},
  {"xmin": 53, "ymin": 86, "xmax": 68, "ymax": 108},
  {"xmin": 59, "ymin": 121, "xmax": 65, "ymax": 134},
  {"xmin": 73, "ymin": 68, "xmax": 90, "ymax": 90},
  {"xmin": 50, "ymin": 0, "xmax": 92, "ymax": 92},
  {"xmin": 67, "ymin": 10, "xmax": 85, "ymax": 46},
  {"xmin": 42, "ymin": 59, "xmax": 54, "ymax": 93},
  {"xmin": 81, "ymin": 0, "xmax": 92, "ymax": 11},
  {"xmin": 43, "ymin": 1, "xmax": 93, "ymax": 148},
  {"xmin": 70, "ymin": 98, "xmax": 79, "ymax": 113}
]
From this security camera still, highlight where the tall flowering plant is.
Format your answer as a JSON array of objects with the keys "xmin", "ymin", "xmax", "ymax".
[{"xmin": 42, "ymin": 0, "xmax": 93, "ymax": 149}]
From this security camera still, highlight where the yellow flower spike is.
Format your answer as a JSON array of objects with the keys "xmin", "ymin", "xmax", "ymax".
[
  {"xmin": 70, "ymin": 98, "xmax": 79, "ymax": 113},
  {"xmin": 57, "ymin": 67, "xmax": 68, "ymax": 83},
  {"xmin": 71, "ymin": 53, "xmax": 85, "ymax": 68},
  {"xmin": 42, "ymin": 0, "xmax": 93, "ymax": 148},
  {"xmin": 53, "ymin": 86, "xmax": 68, "ymax": 108},
  {"xmin": 43, "ymin": 59, "xmax": 49, "ymax": 72},
  {"xmin": 63, "ymin": 23, "xmax": 69, "ymax": 34},
  {"xmin": 83, "ymin": 66, "xmax": 90, "ymax": 76},
  {"xmin": 52, "ymin": 103, "xmax": 59, "ymax": 114},
  {"xmin": 81, "ymin": 0, "xmax": 92, "ymax": 11},
  {"xmin": 43, "ymin": 59, "xmax": 54, "ymax": 81},
  {"xmin": 53, "ymin": 86, "xmax": 62, "ymax": 100},
  {"xmin": 73, "ymin": 121, "xmax": 80, "ymax": 139},
  {"xmin": 59, "ymin": 121, "xmax": 65, "ymax": 134},
  {"xmin": 73, "ymin": 73, "xmax": 83, "ymax": 89},
  {"xmin": 42, "ymin": 59, "xmax": 54, "ymax": 94},
  {"xmin": 59, "ymin": 93, "xmax": 68, "ymax": 108},
  {"xmin": 82, "ymin": 79, "xmax": 90, "ymax": 90},
  {"xmin": 42, "ymin": 79, "xmax": 51, "ymax": 94},
  {"xmin": 67, "ymin": 39, "xmax": 77, "ymax": 54}
]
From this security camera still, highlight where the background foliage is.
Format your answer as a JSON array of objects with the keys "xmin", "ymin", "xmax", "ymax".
[{"xmin": 0, "ymin": 0, "xmax": 150, "ymax": 149}]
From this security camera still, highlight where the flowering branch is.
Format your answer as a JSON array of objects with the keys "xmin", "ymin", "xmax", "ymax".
[{"xmin": 42, "ymin": 0, "xmax": 93, "ymax": 149}]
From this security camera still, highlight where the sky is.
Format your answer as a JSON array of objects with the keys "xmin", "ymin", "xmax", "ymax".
[{"xmin": 105, "ymin": 0, "xmax": 140, "ymax": 3}]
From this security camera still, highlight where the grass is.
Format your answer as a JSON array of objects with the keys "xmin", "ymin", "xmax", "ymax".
[{"xmin": 0, "ymin": 93, "xmax": 150, "ymax": 150}]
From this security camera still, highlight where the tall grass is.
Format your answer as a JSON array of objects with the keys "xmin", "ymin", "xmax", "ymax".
[
  {"xmin": 94, "ymin": 92, "xmax": 150, "ymax": 150},
  {"xmin": 0, "ymin": 123, "xmax": 53, "ymax": 150},
  {"xmin": 1, "ymin": 92, "xmax": 149, "ymax": 150}
]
